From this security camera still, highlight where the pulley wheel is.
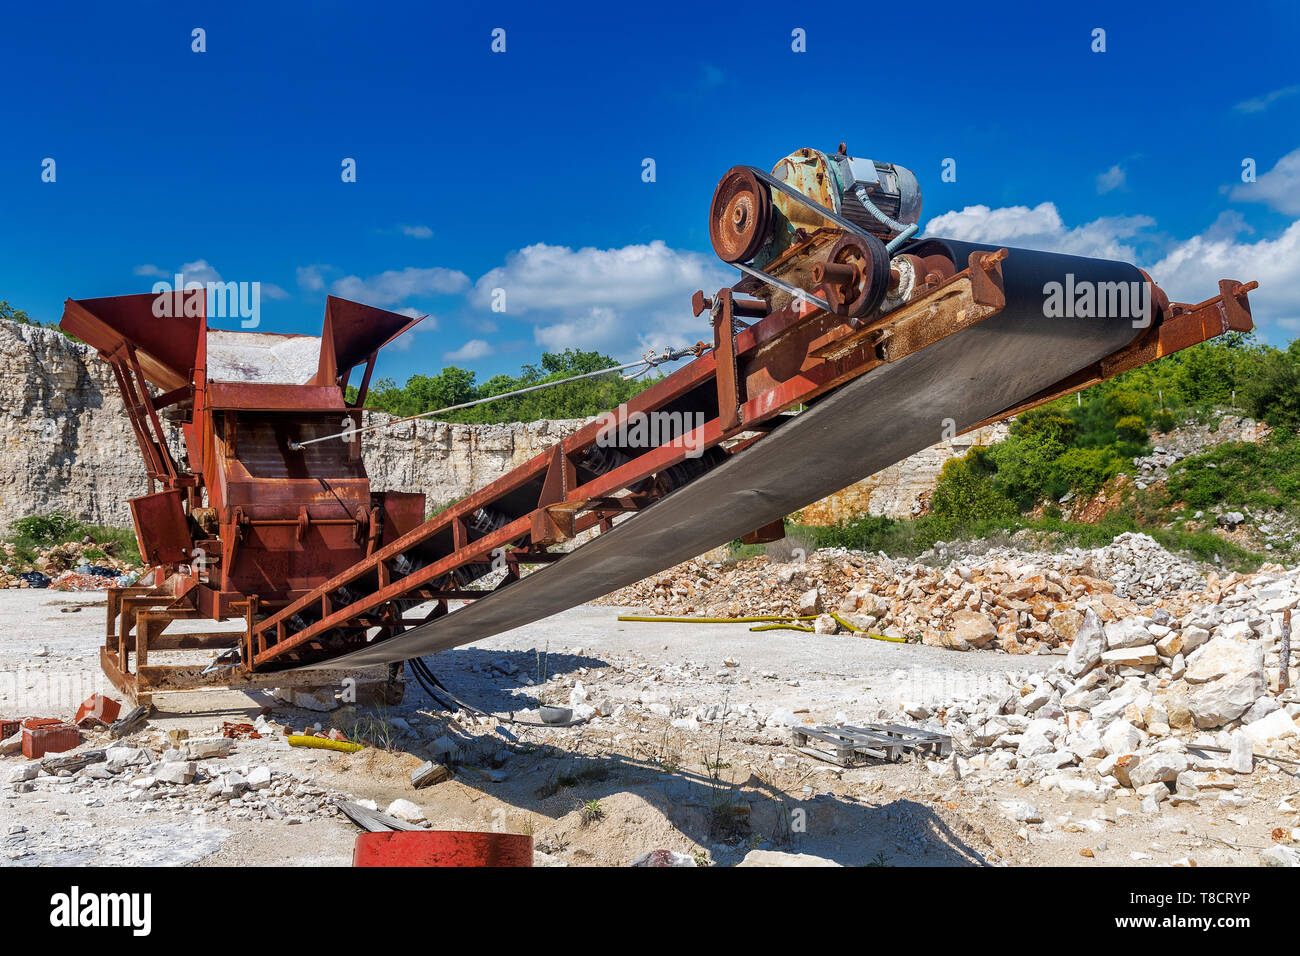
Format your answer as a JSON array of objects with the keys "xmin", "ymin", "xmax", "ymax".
[
  {"xmin": 821, "ymin": 233, "xmax": 890, "ymax": 319},
  {"xmin": 709, "ymin": 166, "xmax": 771, "ymax": 264}
]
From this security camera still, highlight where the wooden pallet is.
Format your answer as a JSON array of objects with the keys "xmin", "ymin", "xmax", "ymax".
[{"xmin": 790, "ymin": 723, "xmax": 952, "ymax": 767}]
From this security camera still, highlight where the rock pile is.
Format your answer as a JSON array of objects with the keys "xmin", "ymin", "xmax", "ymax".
[
  {"xmin": 599, "ymin": 533, "xmax": 1230, "ymax": 655},
  {"xmin": 897, "ymin": 566, "xmax": 1300, "ymax": 861},
  {"xmin": 0, "ymin": 539, "xmax": 138, "ymax": 590}
]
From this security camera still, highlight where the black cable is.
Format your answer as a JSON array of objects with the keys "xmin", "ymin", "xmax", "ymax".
[
  {"xmin": 405, "ymin": 657, "xmax": 459, "ymax": 712},
  {"xmin": 404, "ymin": 655, "xmax": 571, "ymax": 728}
]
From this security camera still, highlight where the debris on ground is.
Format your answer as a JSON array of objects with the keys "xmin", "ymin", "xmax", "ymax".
[
  {"xmin": 3, "ymin": 530, "xmax": 1298, "ymax": 867},
  {"xmin": 599, "ymin": 533, "xmax": 1250, "ymax": 655},
  {"xmin": 109, "ymin": 704, "xmax": 151, "ymax": 739},
  {"xmin": 20, "ymin": 718, "xmax": 80, "ymax": 759},
  {"xmin": 631, "ymin": 848, "xmax": 697, "ymax": 867},
  {"xmin": 0, "ymin": 538, "xmax": 140, "ymax": 590},
  {"xmin": 220, "ymin": 722, "xmax": 262, "ymax": 739},
  {"xmin": 411, "ymin": 760, "xmax": 451, "ymax": 789},
  {"xmin": 74, "ymin": 694, "xmax": 121, "ymax": 729}
]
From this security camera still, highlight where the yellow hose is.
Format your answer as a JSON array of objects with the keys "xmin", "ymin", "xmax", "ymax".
[
  {"xmin": 287, "ymin": 735, "xmax": 365, "ymax": 753},
  {"xmin": 616, "ymin": 611, "xmax": 905, "ymax": 643},
  {"xmin": 827, "ymin": 611, "xmax": 906, "ymax": 642},
  {"xmin": 617, "ymin": 614, "xmax": 820, "ymax": 624}
]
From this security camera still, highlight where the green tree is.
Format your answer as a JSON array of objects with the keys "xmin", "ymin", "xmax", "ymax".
[
  {"xmin": 0, "ymin": 300, "xmax": 34, "ymax": 325},
  {"xmin": 1239, "ymin": 340, "xmax": 1300, "ymax": 430},
  {"xmin": 930, "ymin": 448, "xmax": 1018, "ymax": 524},
  {"xmin": 352, "ymin": 350, "xmax": 658, "ymax": 423}
]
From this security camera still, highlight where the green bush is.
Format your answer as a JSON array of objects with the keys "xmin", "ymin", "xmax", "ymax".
[
  {"xmin": 1104, "ymin": 390, "xmax": 1148, "ymax": 421},
  {"xmin": 1175, "ymin": 340, "xmax": 1242, "ymax": 408},
  {"xmin": 1114, "ymin": 414, "xmax": 1147, "ymax": 443},
  {"xmin": 930, "ymin": 449, "xmax": 1019, "ymax": 523},
  {"xmin": 5, "ymin": 512, "xmax": 141, "ymax": 567},
  {"xmin": 1239, "ymin": 339, "xmax": 1300, "ymax": 430},
  {"xmin": 1052, "ymin": 446, "xmax": 1122, "ymax": 497},
  {"xmin": 1010, "ymin": 407, "xmax": 1076, "ymax": 446},
  {"xmin": 784, "ymin": 333, "xmax": 1289, "ymax": 571},
  {"xmin": 10, "ymin": 511, "xmax": 83, "ymax": 543},
  {"xmin": 1165, "ymin": 434, "xmax": 1300, "ymax": 512},
  {"xmin": 790, "ymin": 508, "xmax": 1264, "ymax": 573}
]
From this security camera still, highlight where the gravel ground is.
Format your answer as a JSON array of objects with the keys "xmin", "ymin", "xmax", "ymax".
[{"xmin": 2, "ymin": 589, "xmax": 1295, "ymax": 867}]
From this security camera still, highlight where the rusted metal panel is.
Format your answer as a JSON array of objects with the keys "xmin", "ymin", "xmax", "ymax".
[
  {"xmin": 314, "ymin": 295, "xmax": 426, "ymax": 387},
  {"xmin": 377, "ymin": 492, "xmax": 427, "ymax": 545},
  {"xmin": 128, "ymin": 489, "xmax": 191, "ymax": 565},
  {"xmin": 712, "ymin": 290, "xmax": 744, "ymax": 432},
  {"xmin": 742, "ymin": 519, "xmax": 786, "ymax": 545},
  {"xmin": 61, "ymin": 293, "xmax": 204, "ymax": 393}
]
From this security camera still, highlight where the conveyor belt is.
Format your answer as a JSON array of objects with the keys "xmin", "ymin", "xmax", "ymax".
[
  {"xmin": 315, "ymin": 276, "xmax": 1144, "ymax": 669},
  {"xmin": 59, "ymin": 217, "xmax": 1256, "ymax": 705}
]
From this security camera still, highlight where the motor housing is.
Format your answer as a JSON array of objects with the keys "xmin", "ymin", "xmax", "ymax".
[{"xmin": 771, "ymin": 146, "xmax": 921, "ymax": 244}]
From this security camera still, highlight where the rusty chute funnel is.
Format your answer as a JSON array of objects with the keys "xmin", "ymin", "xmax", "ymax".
[
  {"xmin": 312, "ymin": 295, "xmax": 426, "ymax": 388},
  {"xmin": 61, "ymin": 292, "xmax": 205, "ymax": 393}
]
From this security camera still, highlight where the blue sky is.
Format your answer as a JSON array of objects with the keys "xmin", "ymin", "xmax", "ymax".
[{"xmin": 3, "ymin": 0, "xmax": 1299, "ymax": 385}]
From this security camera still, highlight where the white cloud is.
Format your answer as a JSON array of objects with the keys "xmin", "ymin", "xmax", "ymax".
[
  {"xmin": 1148, "ymin": 217, "xmax": 1300, "ymax": 333},
  {"xmin": 1234, "ymin": 84, "xmax": 1300, "ymax": 113},
  {"xmin": 390, "ymin": 306, "xmax": 436, "ymax": 330},
  {"xmin": 444, "ymin": 338, "xmax": 492, "ymax": 362},
  {"xmin": 924, "ymin": 201, "xmax": 1155, "ymax": 261},
  {"xmin": 1230, "ymin": 146, "xmax": 1300, "ymax": 216},
  {"xmin": 1096, "ymin": 164, "xmax": 1126, "ymax": 194},
  {"xmin": 331, "ymin": 266, "xmax": 470, "ymax": 306},
  {"xmin": 924, "ymin": 200, "xmax": 1300, "ymax": 338},
  {"xmin": 471, "ymin": 240, "xmax": 732, "ymax": 356},
  {"xmin": 178, "ymin": 259, "xmax": 222, "ymax": 284},
  {"xmin": 297, "ymin": 264, "xmax": 329, "ymax": 291},
  {"xmin": 135, "ymin": 259, "xmax": 224, "ymax": 284},
  {"xmin": 134, "ymin": 259, "xmax": 293, "ymax": 302},
  {"xmin": 532, "ymin": 306, "xmax": 619, "ymax": 353},
  {"xmin": 399, "ymin": 224, "xmax": 433, "ymax": 239},
  {"xmin": 473, "ymin": 240, "xmax": 725, "ymax": 313}
]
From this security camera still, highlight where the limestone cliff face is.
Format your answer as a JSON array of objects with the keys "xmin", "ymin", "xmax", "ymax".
[
  {"xmin": 0, "ymin": 319, "xmax": 982, "ymax": 531},
  {"xmin": 0, "ymin": 320, "xmax": 584, "ymax": 529},
  {"xmin": 0, "ymin": 321, "xmax": 147, "ymax": 529},
  {"xmin": 355, "ymin": 415, "xmax": 587, "ymax": 510},
  {"xmin": 795, "ymin": 423, "xmax": 1010, "ymax": 524}
]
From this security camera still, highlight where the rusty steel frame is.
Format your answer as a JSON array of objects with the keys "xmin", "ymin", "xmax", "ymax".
[
  {"xmin": 59, "ymin": 292, "xmax": 427, "ymax": 702},
  {"xmin": 62, "ymin": 234, "xmax": 1257, "ymax": 692},
  {"xmin": 245, "ymin": 253, "xmax": 1255, "ymax": 673}
]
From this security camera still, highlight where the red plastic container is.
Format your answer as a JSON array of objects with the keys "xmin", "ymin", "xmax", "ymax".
[
  {"xmin": 21, "ymin": 718, "xmax": 80, "ymax": 759},
  {"xmin": 353, "ymin": 830, "xmax": 533, "ymax": 867},
  {"xmin": 1, "ymin": 718, "xmax": 21, "ymax": 741}
]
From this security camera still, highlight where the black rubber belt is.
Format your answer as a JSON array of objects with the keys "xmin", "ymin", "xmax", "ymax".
[{"xmin": 300, "ymin": 243, "xmax": 1146, "ymax": 670}]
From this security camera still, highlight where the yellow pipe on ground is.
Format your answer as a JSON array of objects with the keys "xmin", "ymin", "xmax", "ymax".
[
  {"xmin": 617, "ymin": 614, "xmax": 820, "ymax": 624},
  {"xmin": 287, "ymin": 735, "xmax": 365, "ymax": 753},
  {"xmin": 828, "ymin": 611, "xmax": 907, "ymax": 643},
  {"xmin": 617, "ymin": 611, "xmax": 905, "ymax": 643}
]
